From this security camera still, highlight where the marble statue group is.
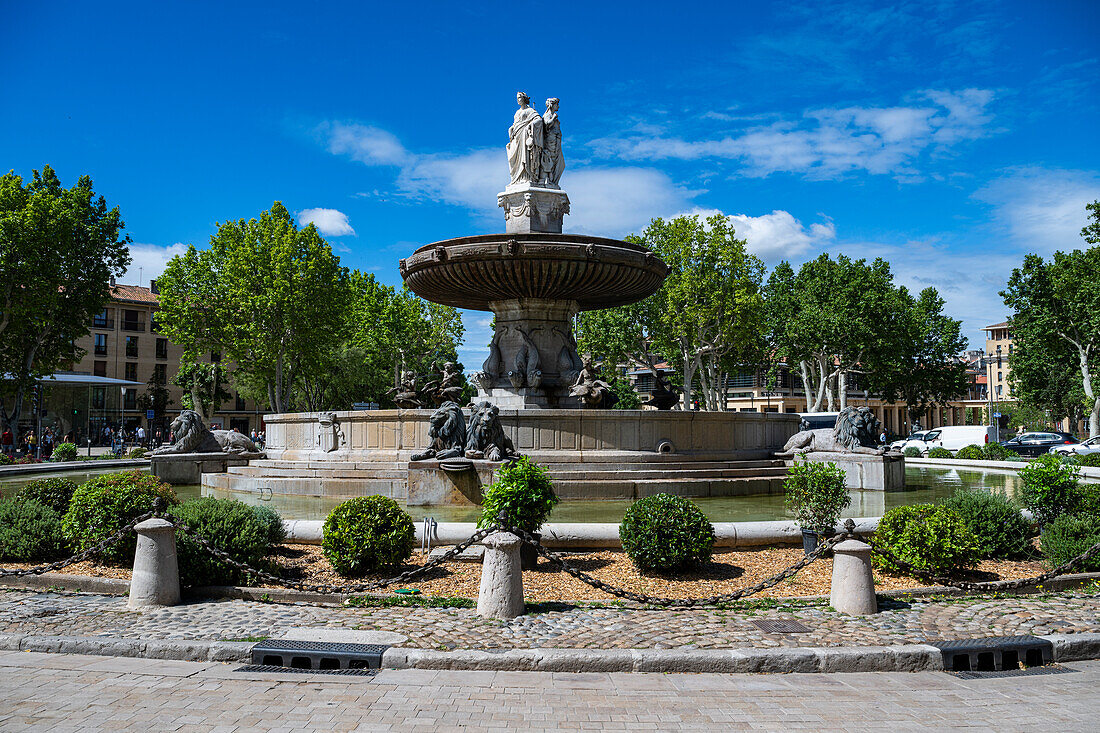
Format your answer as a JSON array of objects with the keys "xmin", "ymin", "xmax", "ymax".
[{"xmin": 507, "ymin": 92, "xmax": 564, "ymax": 188}]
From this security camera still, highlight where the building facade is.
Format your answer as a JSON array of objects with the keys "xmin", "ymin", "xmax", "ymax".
[
  {"xmin": 983, "ymin": 321, "xmax": 1014, "ymax": 401},
  {"xmin": 66, "ymin": 280, "xmax": 266, "ymax": 440}
]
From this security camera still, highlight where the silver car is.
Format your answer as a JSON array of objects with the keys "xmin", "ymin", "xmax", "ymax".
[{"xmin": 1050, "ymin": 435, "xmax": 1100, "ymax": 456}]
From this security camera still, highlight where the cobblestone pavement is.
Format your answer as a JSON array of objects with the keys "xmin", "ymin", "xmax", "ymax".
[
  {"xmin": 1, "ymin": 587, "xmax": 1099, "ymax": 650},
  {"xmin": 0, "ymin": 651, "xmax": 1097, "ymax": 731}
]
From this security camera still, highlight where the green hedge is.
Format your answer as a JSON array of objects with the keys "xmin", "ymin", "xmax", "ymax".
[
  {"xmin": 926, "ymin": 447, "xmax": 953, "ymax": 459},
  {"xmin": 478, "ymin": 457, "xmax": 559, "ymax": 533},
  {"xmin": 873, "ymin": 504, "xmax": 980, "ymax": 575},
  {"xmin": 1040, "ymin": 514, "xmax": 1100, "ymax": 572},
  {"xmin": 17, "ymin": 477, "xmax": 79, "ymax": 514},
  {"xmin": 0, "ymin": 499, "xmax": 68, "ymax": 562},
  {"xmin": 322, "ymin": 496, "xmax": 415, "ymax": 576},
  {"xmin": 941, "ymin": 489, "xmax": 1032, "ymax": 559},
  {"xmin": 619, "ymin": 493, "xmax": 715, "ymax": 573},
  {"xmin": 982, "ymin": 442, "xmax": 1018, "ymax": 461},
  {"xmin": 903, "ymin": 446, "xmax": 921, "ymax": 458},
  {"xmin": 52, "ymin": 443, "xmax": 79, "ymax": 462},
  {"xmin": 1072, "ymin": 453, "xmax": 1100, "ymax": 468},
  {"xmin": 956, "ymin": 444, "xmax": 984, "ymax": 460},
  {"xmin": 60, "ymin": 471, "xmax": 177, "ymax": 564},
  {"xmin": 251, "ymin": 504, "xmax": 287, "ymax": 546},
  {"xmin": 1018, "ymin": 454, "xmax": 1083, "ymax": 526},
  {"xmin": 173, "ymin": 498, "xmax": 274, "ymax": 586},
  {"xmin": 783, "ymin": 461, "xmax": 850, "ymax": 530}
]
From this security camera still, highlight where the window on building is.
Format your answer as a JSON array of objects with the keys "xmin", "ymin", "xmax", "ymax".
[
  {"xmin": 92, "ymin": 387, "xmax": 106, "ymax": 409},
  {"xmin": 125, "ymin": 336, "xmax": 138, "ymax": 358},
  {"xmin": 726, "ymin": 370, "xmax": 755, "ymax": 388},
  {"xmin": 150, "ymin": 314, "xmax": 160, "ymax": 333},
  {"xmin": 121, "ymin": 309, "xmax": 144, "ymax": 332},
  {"xmin": 998, "ymin": 371, "xmax": 1003, "ymax": 381},
  {"xmin": 93, "ymin": 309, "xmax": 113, "ymax": 328},
  {"xmin": 997, "ymin": 355, "xmax": 1002, "ymax": 368},
  {"xmin": 123, "ymin": 389, "xmax": 137, "ymax": 410},
  {"xmin": 155, "ymin": 338, "xmax": 168, "ymax": 360},
  {"xmin": 996, "ymin": 384, "xmax": 1003, "ymax": 397},
  {"xmin": 93, "ymin": 361, "xmax": 106, "ymax": 377},
  {"xmin": 94, "ymin": 333, "xmax": 107, "ymax": 356},
  {"xmin": 125, "ymin": 362, "xmax": 137, "ymax": 382},
  {"xmin": 235, "ymin": 393, "xmax": 246, "ymax": 411},
  {"xmin": 153, "ymin": 364, "xmax": 167, "ymax": 384}
]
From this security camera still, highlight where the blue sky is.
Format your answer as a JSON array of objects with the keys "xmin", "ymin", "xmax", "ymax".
[{"xmin": 3, "ymin": 0, "xmax": 1099, "ymax": 369}]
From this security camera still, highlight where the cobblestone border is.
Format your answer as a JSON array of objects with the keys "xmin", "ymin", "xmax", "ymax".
[{"xmin": 1, "ymin": 631, "xmax": 1097, "ymax": 674}]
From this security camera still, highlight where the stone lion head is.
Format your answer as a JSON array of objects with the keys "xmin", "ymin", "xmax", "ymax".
[
  {"xmin": 170, "ymin": 410, "xmax": 207, "ymax": 451},
  {"xmin": 833, "ymin": 406, "xmax": 880, "ymax": 451},
  {"xmin": 428, "ymin": 401, "xmax": 466, "ymax": 450}
]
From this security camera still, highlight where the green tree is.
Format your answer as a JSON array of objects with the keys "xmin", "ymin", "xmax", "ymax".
[
  {"xmin": 764, "ymin": 254, "xmax": 896, "ymax": 412},
  {"xmin": 865, "ymin": 286, "xmax": 968, "ymax": 427},
  {"xmin": 0, "ymin": 167, "xmax": 131, "ymax": 431},
  {"xmin": 172, "ymin": 362, "xmax": 231, "ymax": 421},
  {"xmin": 1002, "ymin": 202, "xmax": 1100, "ymax": 437},
  {"xmin": 136, "ymin": 373, "xmax": 174, "ymax": 420},
  {"xmin": 156, "ymin": 202, "xmax": 352, "ymax": 413},
  {"xmin": 623, "ymin": 215, "xmax": 765, "ymax": 410}
]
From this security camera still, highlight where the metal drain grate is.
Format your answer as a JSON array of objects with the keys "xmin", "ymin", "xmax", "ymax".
[
  {"xmin": 251, "ymin": 640, "xmax": 389, "ymax": 671},
  {"xmin": 236, "ymin": 664, "xmax": 378, "ymax": 676},
  {"xmin": 950, "ymin": 664, "xmax": 1077, "ymax": 680},
  {"xmin": 928, "ymin": 636, "xmax": 1053, "ymax": 672},
  {"xmin": 751, "ymin": 619, "xmax": 812, "ymax": 634}
]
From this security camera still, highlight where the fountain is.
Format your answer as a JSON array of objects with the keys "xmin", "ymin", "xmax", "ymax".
[{"xmin": 202, "ymin": 93, "xmax": 801, "ymax": 507}]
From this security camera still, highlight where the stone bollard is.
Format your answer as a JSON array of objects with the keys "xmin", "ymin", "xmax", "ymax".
[
  {"xmin": 128, "ymin": 518, "xmax": 181, "ymax": 609},
  {"xmin": 477, "ymin": 532, "xmax": 525, "ymax": 619},
  {"xmin": 830, "ymin": 538, "xmax": 877, "ymax": 615}
]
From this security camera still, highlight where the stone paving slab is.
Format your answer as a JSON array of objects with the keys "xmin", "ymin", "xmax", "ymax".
[
  {"xmin": 1, "ymin": 586, "xmax": 1098, "ymax": 652},
  {"xmin": 0, "ymin": 652, "xmax": 1097, "ymax": 731}
]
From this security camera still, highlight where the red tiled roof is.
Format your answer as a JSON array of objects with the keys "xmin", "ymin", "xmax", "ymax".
[
  {"xmin": 110, "ymin": 284, "xmax": 158, "ymax": 305},
  {"xmin": 983, "ymin": 321, "xmax": 1009, "ymax": 330}
]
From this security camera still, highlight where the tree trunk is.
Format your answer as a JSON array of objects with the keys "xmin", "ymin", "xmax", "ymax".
[
  {"xmin": 838, "ymin": 370, "xmax": 848, "ymax": 410},
  {"xmin": 681, "ymin": 346, "xmax": 697, "ymax": 410},
  {"xmin": 1077, "ymin": 344, "xmax": 1099, "ymax": 438}
]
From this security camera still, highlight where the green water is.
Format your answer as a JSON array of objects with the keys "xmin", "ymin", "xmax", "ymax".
[{"xmin": 0, "ymin": 464, "xmax": 1059, "ymax": 524}]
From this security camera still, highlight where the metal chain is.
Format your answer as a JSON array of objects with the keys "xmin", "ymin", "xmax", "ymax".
[
  {"xmin": 864, "ymin": 535, "xmax": 1100, "ymax": 592},
  {"xmin": 0, "ymin": 511, "xmax": 157, "ymax": 577},
  {"xmin": 506, "ymin": 526, "xmax": 846, "ymax": 607}
]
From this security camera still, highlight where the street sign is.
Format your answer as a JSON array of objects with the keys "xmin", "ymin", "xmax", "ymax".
[
  {"xmin": 993, "ymin": 412, "xmax": 1002, "ymax": 418},
  {"xmin": 146, "ymin": 409, "xmax": 155, "ymax": 419}
]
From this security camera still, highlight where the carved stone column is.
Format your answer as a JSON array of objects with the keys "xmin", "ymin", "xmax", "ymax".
[{"xmin": 497, "ymin": 186, "xmax": 570, "ymax": 234}]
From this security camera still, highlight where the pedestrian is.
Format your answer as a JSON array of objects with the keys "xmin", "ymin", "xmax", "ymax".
[
  {"xmin": 136, "ymin": 424, "xmax": 146, "ymax": 447},
  {"xmin": 879, "ymin": 429, "xmax": 887, "ymax": 445},
  {"xmin": 1, "ymin": 427, "xmax": 12, "ymax": 457}
]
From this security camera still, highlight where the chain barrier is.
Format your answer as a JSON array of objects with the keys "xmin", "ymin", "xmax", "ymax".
[
  {"xmin": 0, "ymin": 511, "xmax": 156, "ymax": 578},
  {"xmin": 864, "ymin": 534, "xmax": 1100, "ymax": 593}
]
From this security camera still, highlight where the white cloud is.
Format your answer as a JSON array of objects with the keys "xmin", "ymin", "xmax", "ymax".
[
  {"xmin": 589, "ymin": 89, "xmax": 996, "ymax": 180},
  {"xmin": 298, "ymin": 207, "xmax": 356, "ymax": 237},
  {"xmin": 669, "ymin": 208, "xmax": 836, "ymax": 261},
  {"xmin": 119, "ymin": 242, "xmax": 188, "ymax": 286},
  {"xmin": 320, "ymin": 122, "xmax": 696, "ymax": 238},
  {"xmin": 974, "ymin": 167, "xmax": 1100, "ymax": 254}
]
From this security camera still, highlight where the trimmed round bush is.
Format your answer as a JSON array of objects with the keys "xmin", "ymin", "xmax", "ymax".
[
  {"xmin": 1018, "ymin": 453, "xmax": 1082, "ymax": 526},
  {"xmin": 956, "ymin": 444, "xmax": 984, "ymax": 460},
  {"xmin": 982, "ymin": 442, "xmax": 1018, "ymax": 461},
  {"xmin": 903, "ymin": 446, "xmax": 921, "ymax": 458},
  {"xmin": 478, "ymin": 456, "xmax": 559, "ymax": 533},
  {"xmin": 173, "ymin": 498, "xmax": 274, "ymax": 586},
  {"xmin": 619, "ymin": 493, "xmax": 715, "ymax": 573},
  {"xmin": 127, "ymin": 447, "xmax": 147, "ymax": 459},
  {"xmin": 251, "ymin": 504, "xmax": 287, "ymax": 546},
  {"xmin": 926, "ymin": 447, "xmax": 953, "ymax": 459},
  {"xmin": 0, "ymin": 499, "xmax": 68, "ymax": 561},
  {"xmin": 52, "ymin": 442, "xmax": 78, "ymax": 462},
  {"xmin": 941, "ymin": 489, "xmax": 1032, "ymax": 559},
  {"xmin": 783, "ymin": 460, "xmax": 850, "ymax": 531},
  {"xmin": 873, "ymin": 504, "xmax": 980, "ymax": 575},
  {"xmin": 1072, "ymin": 453, "xmax": 1100, "ymax": 468},
  {"xmin": 17, "ymin": 477, "xmax": 79, "ymax": 513},
  {"xmin": 1040, "ymin": 513, "xmax": 1100, "ymax": 572},
  {"xmin": 322, "ymin": 496, "xmax": 415, "ymax": 576},
  {"xmin": 61, "ymin": 471, "xmax": 177, "ymax": 564}
]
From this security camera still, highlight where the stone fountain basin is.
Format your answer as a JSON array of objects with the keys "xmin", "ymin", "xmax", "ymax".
[{"xmin": 400, "ymin": 233, "xmax": 670, "ymax": 311}]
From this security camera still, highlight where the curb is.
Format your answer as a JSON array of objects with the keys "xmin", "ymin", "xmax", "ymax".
[
  {"xmin": 0, "ymin": 459, "xmax": 149, "ymax": 477},
  {"xmin": 1, "ymin": 632, "xmax": 1098, "ymax": 673}
]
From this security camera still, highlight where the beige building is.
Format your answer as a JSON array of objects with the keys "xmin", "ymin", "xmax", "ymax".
[
  {"xmin": 66, "ymin": 280, "xmax": 265, "ymax": 440},
  {"xmin": 983, "ymin": 321, "xmax": 1014, "ymax": 401}
]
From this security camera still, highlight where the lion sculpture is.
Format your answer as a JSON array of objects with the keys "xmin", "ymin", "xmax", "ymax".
[
  {"xmin": 152, "ymin": 410, "xmax": 265, "ymax": 458},
  {"xmin": 464, "ymin": 401, "xmax": 517, "ymax": 462},
  {"xmin": 776, "ymin": 406, "xmax": 894, "ymax": 457},
  {"xmin": 410, "ymin": 401, "xmax": 467, "ymax": 461}
]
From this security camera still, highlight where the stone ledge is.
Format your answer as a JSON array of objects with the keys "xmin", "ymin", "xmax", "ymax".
[
  {"xmin": 0, "ymin": 458, "xmax": 148, "ymax": 476},
  {"xmin": 0, "ymin": 633, "xmax": 253, "ymax": 662}
]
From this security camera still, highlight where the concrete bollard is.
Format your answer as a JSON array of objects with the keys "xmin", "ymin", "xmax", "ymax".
[
  {"xmin": 477, "ymin": 532, "xmax": 525, "ymax": 619},
  {"xmin": 830, "ymin": 538, "xmax": 877, "ymax": 615},
  {"xmin": 128, "ymin": 518, "xmax": 181, "ymax": 609}
]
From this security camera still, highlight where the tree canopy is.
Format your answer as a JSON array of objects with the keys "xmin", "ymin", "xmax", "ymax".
[{"xmin": 0, "ymin": 166, "xmax": 131, "ymax": 430}]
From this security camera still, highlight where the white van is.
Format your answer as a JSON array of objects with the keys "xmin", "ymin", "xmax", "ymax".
[{"xmin": 902, "ymin": 425, "xmax": 997, "ymax": 455}]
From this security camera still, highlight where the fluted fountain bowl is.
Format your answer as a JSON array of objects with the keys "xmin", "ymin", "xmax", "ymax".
[{"xmin": 400, "ymin": 233, "xmax": 669, "ymax": 311}]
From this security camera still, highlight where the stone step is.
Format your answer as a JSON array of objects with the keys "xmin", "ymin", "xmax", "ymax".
[
  {"xmin": 546, "ymin": 467, "xmax": 788, "ymax": 481},
  {"xmin": 552, "ymin": 475, "xmax": 785, "ymax": 500}
]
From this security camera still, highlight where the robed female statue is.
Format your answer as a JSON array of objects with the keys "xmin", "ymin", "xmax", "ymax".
[
  {"xmin": 540, "ymin": 97, "xmax": 564, "ymax": 187},
  {"xmin": 507, "ymin": 92, "xmax": 543, "ymax": 186}
]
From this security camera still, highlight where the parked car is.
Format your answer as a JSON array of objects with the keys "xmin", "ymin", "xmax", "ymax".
[
  {"xmin": 798, "ymin": 412, "xmax": 841, "ymax": 432},
  {"xmin": 890, "ymin": 431, "xmax": 931, "ymax": 451},
  {"xmin": 1049, "ymin": 435, "xmax": 1100, "ymax": 456},
  {"xmin": 898, "ymin": 425, "xmax": 997, "ymax": 455},
  {"xmin": 999, "ymin": 431, "xmax": 1079, "ymax": 457}
]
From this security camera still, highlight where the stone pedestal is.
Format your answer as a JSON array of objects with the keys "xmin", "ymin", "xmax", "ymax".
[
  {"xmin": 475, "ymin": 298, "xmax": 583, "ymax": 408},
  {"xmin": 497, "ymin": 186, "xmax": 569, "ymax": 234},
  {"xmin": 150, "ymin": 452, "xmax": 251, "ymax": 486},
  {"xmin": 789, "ymin": 452, "xmax": 905, "ymax": 491},
  {"xmin": 407, "ymin": 460, "xmax": 498, "ymax": 506},
  {"xmin": 830, "ymin": 538, "xmax": 877, "ymax": 615},
  {"xmin": 477, "ymin": 532, "xmax": 525, "ymax": 619},
  {"xmin": 128, "ymin": 518, "xmax": 180, "ymax": 608}
]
